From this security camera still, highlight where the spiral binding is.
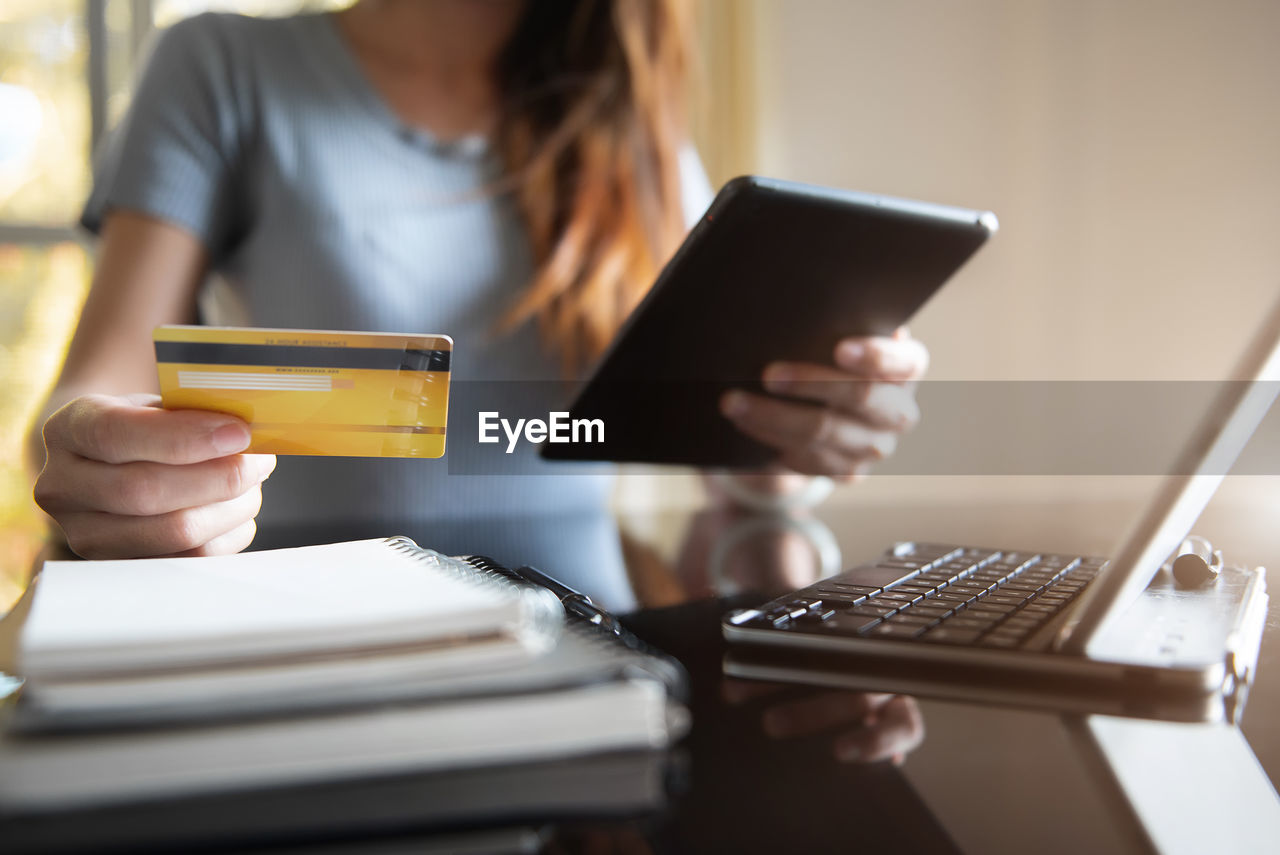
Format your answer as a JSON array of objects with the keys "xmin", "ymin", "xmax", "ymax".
[
  {"xmin": 454, "ymin": 552, "xmax": 688, "ymax": 700},
  {"xmin": 384, "ymin": 537, "xmax": 563, "ymax": 647}
]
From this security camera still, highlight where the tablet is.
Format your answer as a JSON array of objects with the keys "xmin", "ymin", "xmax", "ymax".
[{"xmin": 541, "ymin": 176, "xmax": 998, "ymax": 467}]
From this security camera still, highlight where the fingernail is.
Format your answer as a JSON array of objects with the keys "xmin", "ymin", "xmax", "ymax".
[
  {"xmin": 763, "ymin": 364, "xmax": 791, "ymax": 392},
  {"xmin": 211, "ymin": 422, "xmax": 251, "ymax": 455},
  {"xmin": 722, "ymin": 391, "xmax": 750, "ymax": 419},
  {"xmin": 837, "ymin": 341, "xmax": 866, "ymax": 367}
]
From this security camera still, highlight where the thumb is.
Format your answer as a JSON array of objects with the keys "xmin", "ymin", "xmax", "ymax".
[{"xmin": 52, "ymin": 394, "xmax": 252, "ymax": 464}]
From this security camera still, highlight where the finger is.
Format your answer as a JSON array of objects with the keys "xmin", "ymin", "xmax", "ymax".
[
  {"xmin": 762, "ymin": 692, "xmax": 895, "ymax": 739},
  {"xmin": 763, "ymin": 364, "xmax": 920, "ymax": 430},
  {"xmin": 833, "ymin": 695, "xmax": 925, "ymax": 763},
  {"xmin": 834, "ymin": 335, "xmax": 929, "ymax": 381},
  {"xmin": 61, "ymin": 486, "xmax": 264, "ymax": 559},
  {"xmin": 776, "ymin": 448, "xmax": 874, "ymax": 482},
  {"xmin": 49, "ymin": 395, "xmax": 252, "ymax": 464},
  {"xmin": 38, "ymin": 453, "xmax": 276, "ymax": 516},
  {"xmin": 172, "ymin": 518, "xmax": 258, "ymax": 558},
  {"xmin": 723, "ymin": 391, "xmax": 898, "ymax": 460}
]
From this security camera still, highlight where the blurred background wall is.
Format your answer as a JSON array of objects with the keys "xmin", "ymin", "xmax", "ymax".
[
  {"xmin": 729, "ymin": 0, "xmax": 1280, "ymax": 384},
  {"xmin": 3, "ymin": 0, "xmax": 1278, "ymax": 602},
  {"xmin": 663, "ymin": 0, "xmax": 1280, "ymax": 512}
]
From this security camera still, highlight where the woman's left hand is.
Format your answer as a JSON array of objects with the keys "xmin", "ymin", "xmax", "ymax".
[{"xmin": 719, "ymin": 328, "xmax": 927, "ymax": 481}]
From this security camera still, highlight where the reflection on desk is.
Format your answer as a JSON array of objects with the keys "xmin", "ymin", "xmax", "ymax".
[{"xmin": 2, "ymin": 489, "xmax": 1279, "ymax": 853}]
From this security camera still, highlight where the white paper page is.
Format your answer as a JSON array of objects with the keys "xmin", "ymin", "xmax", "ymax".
[{"xmin": 20, "ymin": 540, "xmax": 518, "ymax": 675}]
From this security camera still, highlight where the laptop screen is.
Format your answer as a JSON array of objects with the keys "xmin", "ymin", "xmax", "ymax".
[{"xmin": 1057, "ymin": 296, "xmax": 1280, "ymax": 654}]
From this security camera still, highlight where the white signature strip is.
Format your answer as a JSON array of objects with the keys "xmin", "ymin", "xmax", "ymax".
[{"xmin": 177, "ymin": 371, "xmax": 333, "ymax": 391}]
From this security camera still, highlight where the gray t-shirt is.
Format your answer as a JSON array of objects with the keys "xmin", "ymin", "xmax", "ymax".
[{"xmin": 83, "ymin": 13, "xmax": 712, "ymax": 558}]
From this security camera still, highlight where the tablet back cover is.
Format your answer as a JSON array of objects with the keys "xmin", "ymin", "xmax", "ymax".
[{"xmin": 543, "ymin": 177, "xmax": 994, "ymax": 466}]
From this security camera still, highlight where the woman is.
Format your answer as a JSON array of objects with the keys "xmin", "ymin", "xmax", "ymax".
[{"xmin": 31, "ymin": 0, "xmax": 926, "ymax": 561}]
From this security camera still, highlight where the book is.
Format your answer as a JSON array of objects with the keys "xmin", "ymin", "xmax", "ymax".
[
  {"xmin": 0, "ymin": 676, "xmax": 677, "ymax": 810},
  {"xmin": 0, "ymin": 538, "xmax": 687, "ymax": 811},
  {"xmin": 1, "ymin": 750, "xmax": 671, "ymax": 854},
  {"xmin": 19, "ymin": 538, "xmax": 562, "ymax": 678}
]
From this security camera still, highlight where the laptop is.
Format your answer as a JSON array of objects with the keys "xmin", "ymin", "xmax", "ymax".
[{"xmin": 723, "ymin": 295, "xmax": 1280, "ymax": 723}]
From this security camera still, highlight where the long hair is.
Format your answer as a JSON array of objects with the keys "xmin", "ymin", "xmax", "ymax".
[{"xmin": 495, "ymin": 0, "xmax": 693, "ymax": 372}]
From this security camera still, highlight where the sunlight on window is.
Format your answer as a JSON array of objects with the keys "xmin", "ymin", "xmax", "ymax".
[
  {"xmin": 0, "ymin": 0, "xmax": 90, "ymax": 225},
  {"xmin": 0, "ymin": 0, "xmax": 358, "ymax": 608},
  {"xmin": 0, "ymin": 245, "xmax": 91, "ymax": 606}
]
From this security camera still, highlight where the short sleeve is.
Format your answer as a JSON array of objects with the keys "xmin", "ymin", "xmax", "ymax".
[
  {"xmin": 81, "ymin": 14, "xmax": 250, "ymax": 258},
  {"xmin": 678, "ymin": 144, "xmax": 715, "ymax": 230}
]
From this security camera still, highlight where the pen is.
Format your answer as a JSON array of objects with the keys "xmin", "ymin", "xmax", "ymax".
[{"xmin": 513, "ymin": 564, "xmax": 624, "ymax": 637}]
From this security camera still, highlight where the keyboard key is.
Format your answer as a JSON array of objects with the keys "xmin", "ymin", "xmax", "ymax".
[
  {"xmin": 944, "ymin": 617, "xmax": 999, "ymax": 631},
  {"xmin": 813, "ymin": 593, "xmax": 869, "ymax": 608},
  {"xmin": 831, "ymin": 614, "xmax": 885, "ymax": 635},
  {"xmin": 876, "ymin": 591, "xmax": 924, "ymax": 605},
  {"xmin": 887, "ymin": 614, "xmax": 939, "ymax": 628},
  {"xmin": 877, "ymin": 559, "xmax": 929, "ymax": 571},
  {"xmin": 923, "ymin": 627, "xmax": 985, "ymax": 645},
  {"xmin": 872, "ymin": 622, "xmax": 928, "ymax": 640},
  {"xmin": 849, "ymin": 604, "xmax": 898, "ymax": 618},
  {"xmin": 979, "ymin": 634, "xmax": 1023, "ymax": 649},
  {"xmin": 906, "ymin": 603, "xmax": 953, "ymax": 617},
  {"xmin": 934, "ymin": 592, "xmax": 973, "ymax": 604},
  {"xmin": 796, "ymin": 607, "xmax": 838, "ymax": 622},
  {"xmin": 1001, "ymin": 615, "xmax": 1041, "ymax": 630},
  {"xmin": 983, "ymin": 594, "xmax": 1028, "ymax": 607},
  {"xmin": 844, "ymin": 565, "xmax": 922, "ymax": 588},
  {"xmin": 822, "ymin": 583, "xmax": 882, "ymax": 596},
  {"xmin": 965, "ymin": 603, "xmax": 1018, "ymax": 618}
]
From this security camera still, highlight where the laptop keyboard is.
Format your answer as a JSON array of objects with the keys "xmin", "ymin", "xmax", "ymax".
[{"xmin": 739, "ymin": 544, "xmax": 1106, "ymax": 649}]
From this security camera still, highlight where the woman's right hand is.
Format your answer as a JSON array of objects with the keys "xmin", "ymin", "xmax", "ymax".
[{"xmin": 33, "ymin": 394, "xmax": 276, "ymax": 559}]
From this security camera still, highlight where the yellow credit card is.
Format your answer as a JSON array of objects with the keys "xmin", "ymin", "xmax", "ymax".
[{"xmin": 154, "ymin": 326, "xmax": 452, "ymax": 458}]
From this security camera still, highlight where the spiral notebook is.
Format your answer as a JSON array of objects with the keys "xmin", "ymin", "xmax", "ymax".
[
  {"xmin": 19, "ymin": 537, "xmax": 563, "ymax": 680},
  {"xmin": 1, "ymin": 539, "xmax": 687, "ymax": 809}
]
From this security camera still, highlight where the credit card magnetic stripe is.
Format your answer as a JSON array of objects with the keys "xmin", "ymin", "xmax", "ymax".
[{"xmin": 154, "ymin": 342, "xmax": 451, "ymax": 372}]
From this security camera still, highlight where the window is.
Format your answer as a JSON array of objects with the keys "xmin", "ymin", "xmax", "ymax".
[{"xmin": 0, "ymin": 0, "xmax": 343, "ymax": 606}]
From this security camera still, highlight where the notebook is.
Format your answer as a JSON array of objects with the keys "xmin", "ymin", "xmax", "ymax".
[
  {"xmin": 0, "ymin": 749, "xmax": 672, "ymax": 854},
  {"xmin": 724, "ymin": 295, "xmax": 1280, "ymax": 723},
  {"xmin": 18, "ymin": 538, "xmax": 561, "ymax": 679},
  {"xmin": 0, "ymin": 541, "xmax": 688, "ymax": 809},
  {"xmin": 0, "ymin": 676, "xmax": 677, "ymax": 810}
]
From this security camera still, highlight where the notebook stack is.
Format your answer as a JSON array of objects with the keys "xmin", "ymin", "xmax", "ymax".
[{"xmin": 0, "ymin": 538, "xmax": 686, "ymax": 851}]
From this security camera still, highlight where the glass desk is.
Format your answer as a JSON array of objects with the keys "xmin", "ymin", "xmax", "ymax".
[{"xmin": 3, "ymin": 483, "xmax": 1280, "ymax": 854}]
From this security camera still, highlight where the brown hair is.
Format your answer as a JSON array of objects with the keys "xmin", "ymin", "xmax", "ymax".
[{"xmin": 495, "ymin": 0, "xmax": 693, "ymax": 372}]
